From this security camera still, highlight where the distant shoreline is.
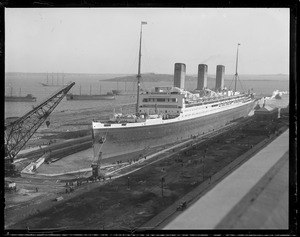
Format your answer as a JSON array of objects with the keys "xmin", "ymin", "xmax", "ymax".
[{"xmin": 5, "ymin": 72, "xmax": 289, "ymax": 77}]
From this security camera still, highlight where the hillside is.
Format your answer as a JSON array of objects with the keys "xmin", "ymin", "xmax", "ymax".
[
  {"xmin": 103, "ymin": 73, "xmax": 289, "ymax": 83},
  {"xmin": 103, "ymin": 73, "xmax": 216, "ymax": 83}
]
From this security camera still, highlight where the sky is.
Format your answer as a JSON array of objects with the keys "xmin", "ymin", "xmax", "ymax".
[{"xmin": 5, "ymin": 8, "xmax": 289, "ymax": 75}]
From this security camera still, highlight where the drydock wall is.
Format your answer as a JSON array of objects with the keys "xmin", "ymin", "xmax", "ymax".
[
  {"xmin": 21, "ymin": 155, "xmax": 47, "ymax": 175},
  {"xmin": 17, "ymin": 136, "xmax": 92, "ymax": 160}
]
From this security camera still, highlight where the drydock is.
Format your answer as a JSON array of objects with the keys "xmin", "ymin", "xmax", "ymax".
[{"xmin": 4, "ymin": 102, "xmax": 290, "ymax": 230}]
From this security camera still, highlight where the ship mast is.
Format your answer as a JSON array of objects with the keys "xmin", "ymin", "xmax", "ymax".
[
  {"xmin": 234, "ymin": 43, "xmax": 241, "ymax": 92},
  {"xmin": 136, "ymin": 21, "xmax": 147, "ymax": 114}
]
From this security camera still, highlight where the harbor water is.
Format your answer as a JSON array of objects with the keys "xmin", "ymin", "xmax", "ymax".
[{"xmin": 5, "ymin": 73, "xmax": 289, "ymax": 118}]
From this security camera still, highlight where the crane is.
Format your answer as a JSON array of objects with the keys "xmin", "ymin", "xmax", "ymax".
[
  {"xmin": 4, "ymin": 82, "xmax": 75, "ymax": 176},
  {"xmin": 91, "ymin": 151, "xmax": 102, "ymax": 179},
  {"xmin": 90, "ymin": 129, "xmax": 108, "ymax": 179}
]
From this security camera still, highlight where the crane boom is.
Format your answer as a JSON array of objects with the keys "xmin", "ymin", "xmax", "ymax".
[{"xmin": 4, "ymin": 82, "xmax": 75, "ymax": 163}]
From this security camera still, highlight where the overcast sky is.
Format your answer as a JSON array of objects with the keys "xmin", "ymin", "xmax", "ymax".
[{"xmin": 5, "ymin": 8, "xmax": 289, "ymax": 75}]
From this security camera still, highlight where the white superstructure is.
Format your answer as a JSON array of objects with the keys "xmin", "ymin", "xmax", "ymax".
[{"xmin": 92, "ymin": 87, "xmax": 255, "ymax": 129}]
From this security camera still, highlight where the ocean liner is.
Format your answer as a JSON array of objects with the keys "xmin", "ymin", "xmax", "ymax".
[
  {"xmin": 5, "ymin": 94, "xmax": 37, "ymax": 102},
  {"xmin": 92, "ymin": 23, "xmax": 256, "ymax": 162}
]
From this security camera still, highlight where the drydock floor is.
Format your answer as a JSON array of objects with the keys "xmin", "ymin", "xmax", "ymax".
[
  {"xmin": 162, "ymin": 129, "xmax": 289, "ymax": 229},
  {"xmin": 4, "ymin": 114, "xmax": 290, "ymax": 230}
]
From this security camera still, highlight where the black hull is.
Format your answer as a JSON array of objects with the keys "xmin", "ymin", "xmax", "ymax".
[
  {"xmin": 66, "ymin": 94, "xmax": 115, "ymax": 100},
  {"xmin": 5, "ymin": 97, "xmax": 36, "ymax": 102},
  {"xmin": 112, "ymin": 90, "xmax": 136, "ymax": 96}
]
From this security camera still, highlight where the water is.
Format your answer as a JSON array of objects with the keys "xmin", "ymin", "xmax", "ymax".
[
  {"xmin": 5, "ymin": 73, "xmax": 136, "ymax": 118},
  {"xmin": 5, "ymin": 73, "xmax": 289, "ymax": 118}
]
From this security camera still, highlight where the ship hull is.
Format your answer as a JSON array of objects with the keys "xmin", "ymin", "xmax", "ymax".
[
  {"xmin": 66, "ymin": 94, "xmax": 115, "ymax": 100},
  {"xmin": 112, "ymin": 90, "xmax": 136, "ymax": 96},
  {"xmin": 5, "ymin": 97, "xmax": 36, "ymax": 102},
  {"xmin": 40, "ymin": 83, "xmax": 62, "ymax": 87},
  {"xmin": 92, "ymin": 100, "xmax": 255, "ymax": 163}
]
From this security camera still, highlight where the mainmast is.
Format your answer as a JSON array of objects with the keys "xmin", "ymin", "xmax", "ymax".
[
  {"xmin": 234, "ymin": 43, "xmax": 241, "ymax": 92},
  {"xmin": 136, "ymin": 21, "xmax": 147, "ymax": 114}
]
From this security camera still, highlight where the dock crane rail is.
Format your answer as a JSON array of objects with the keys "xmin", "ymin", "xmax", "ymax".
[{"xmin": 4, "ymin": 82, "xmax": 75, "ymax": 174}]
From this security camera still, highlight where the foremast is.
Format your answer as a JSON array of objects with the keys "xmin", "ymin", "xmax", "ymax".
[
  {"xmin": 136, "ymin": 21, "xmax": 147, "ymax": 114},
  {"xmin": 234, "ymin": 43, "xmax": 241, "ymax": 93}
]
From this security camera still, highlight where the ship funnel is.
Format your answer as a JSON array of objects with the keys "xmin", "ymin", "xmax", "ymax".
[
  {"xmin": 197, "ymin": 64, "xmax": 208, "ymax": 90},
  {"xmin": 215, "ymin": 65, "xmax": 225, "ymax": 91},
  {"xmin": 174, "ymin": 63, "xmax": 186, "ymax": 89}
]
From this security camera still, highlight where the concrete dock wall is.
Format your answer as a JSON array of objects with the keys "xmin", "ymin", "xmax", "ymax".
[
  {"xmin": 16, "ymin": 136, "xmax": 92, "ymax": 160},
  {"xmin": 48, "ymin": 141, "xmax": 92, "ymax": 162},
  {"xmin": 21, "ymin": 155, "xmax": 47, "ymax": 175}
]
